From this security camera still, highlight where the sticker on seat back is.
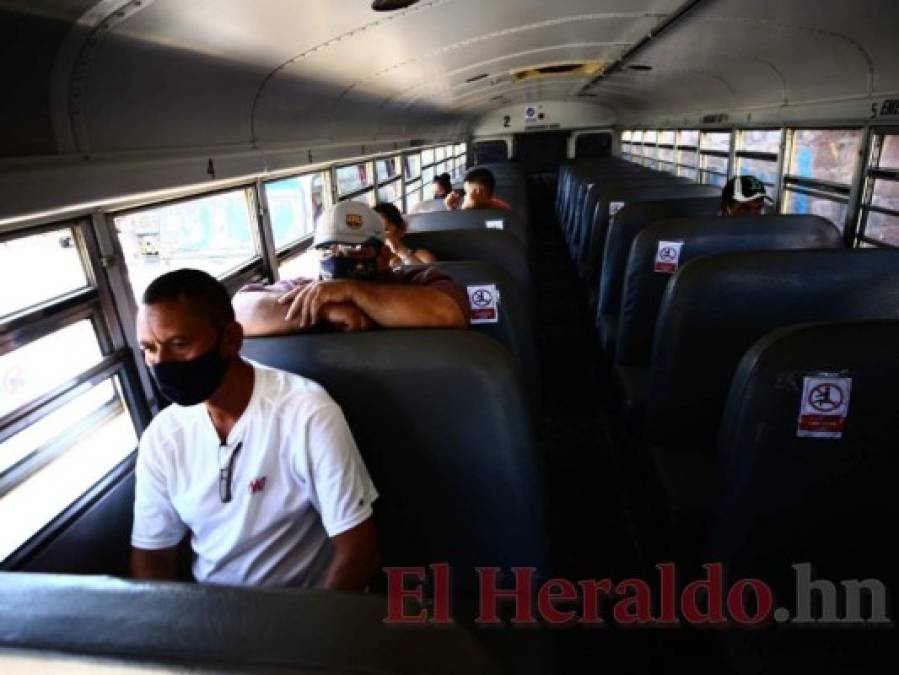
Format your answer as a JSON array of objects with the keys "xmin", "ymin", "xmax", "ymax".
[
  {"xmin": 654, "ymin": 241, "xmax": 684, "ymax": 273},
  {"xmin": 797, "ymin": 375, "xmax": 852, "ymax": 439},
  {"xmin": 486, "ymin": 219, "xmax": 504, "ymax": 230},
  {"xmin": 467, "ymin": 284, "xmax": 499, "ymax": 324}
]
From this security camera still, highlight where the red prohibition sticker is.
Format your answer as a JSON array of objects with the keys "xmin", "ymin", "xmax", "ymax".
[
  {"xmin": 797, "ymin": 375, "xmax": 852, "ymax": 439},
  {"xmin": 654, "ymin": 241, "xmax": 684, "ymax": 274},
  {"xmin": 467, "ymin": 284, "xmax": 499, "ymax": 324}
]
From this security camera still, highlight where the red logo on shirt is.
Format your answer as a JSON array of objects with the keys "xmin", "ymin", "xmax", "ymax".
[{"xmin": 249, "ymin": 476, "xmax": 267, "ymax": 494}]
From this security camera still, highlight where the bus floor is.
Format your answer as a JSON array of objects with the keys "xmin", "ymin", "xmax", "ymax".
[{"xmin": 527, "ymin": 179, "xmax": 726, "ymax": 673}]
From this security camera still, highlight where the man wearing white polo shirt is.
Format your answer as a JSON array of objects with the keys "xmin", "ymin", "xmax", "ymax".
[{"xmin": 131, "ymin": 268, "xmax": 379, "ymax": 590}]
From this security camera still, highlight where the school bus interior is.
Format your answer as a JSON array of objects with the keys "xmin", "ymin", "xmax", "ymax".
[{"xmin": 1, "ymin": 0, "xmax": 899, "ymax": 673}]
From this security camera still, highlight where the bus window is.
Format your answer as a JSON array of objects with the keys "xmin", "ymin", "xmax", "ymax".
[
  {"xmin": 642, "ymin": 130, "xmax": 659, "ymax": 169},
  {"xmin": 857, "ymin": 131, "xmax": 899, "ymax": 247},
  {"xmin": 0, "ymin": 226, "xmax": 141, "ymax": 562},
  {"xmin": 658, "ymin": 130, "xmax": 676, "ymax": 173},
  {"xmin": 735, "ymin": 129, "xmax": 781, "ymax": 190},
  {"xmin": 114, "ymin": 188, "xmax": 260, "ymax": 301},
  {"xmin": 0, "ymin": 228, "xmax": 88, "ymax": 319},
  {"xmin": 675, "ymin": 130, "xmax": 699, "ymax": 180},
  {"xmin": 403, "ymin": 153, "xmax": 421, "ymax": 181},
  {"xmin": 264, "ymin": 173, "xmax": 326, "ymax": 251},
  {"xmin": 377, "ymin": 181, "xmax": 401, "ymax": 205},
  {"xmin": 699, "ymin": 131, "xmax": 732, "ymax": 186},
  {"xmin": 334, "ymin": 162, "xmax": 374, "ymax": 197},
  {"xmin": 781, "ymin": 128, "xmax": 863, "ymax": 232},
  {"xmin": 406, "ymin": 180, "xmax": 422, "ymax": 210}
]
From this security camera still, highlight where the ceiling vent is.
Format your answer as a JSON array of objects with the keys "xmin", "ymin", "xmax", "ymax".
[{"xmin": 512, "ymin": 61, "xmax": 603, "ymax": 82}]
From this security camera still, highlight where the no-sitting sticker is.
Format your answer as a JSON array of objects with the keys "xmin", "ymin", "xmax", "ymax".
[
  {"xmin": 797, "ymin": 375, "xmax": 852, "ymax": 439},
  {"xmin": 467, "ymin": 284, "xmax": 499, "ymax": 324},
  {"xmin": 654, "ymin": 241, "xmax": 684, "ymax": 274}
]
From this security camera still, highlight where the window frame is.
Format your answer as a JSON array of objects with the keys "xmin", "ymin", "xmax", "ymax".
[
  {"xmin": 698, "ymin": 130, "xmax": 733, "ymax": 186},
  {"xmin": 734, "ymin": 128, "xmax": 783, "ymax": 204},
  {"xmin": 779, "ymin": 126, "xmax": 864, "ymax": 238},
  {"xmin": 0, "ymin": 217, "xmax": 151, "ymax": 567},
  {"xmin": 855, "ymin": 126, "xmax": 899, "ymax": 248}
]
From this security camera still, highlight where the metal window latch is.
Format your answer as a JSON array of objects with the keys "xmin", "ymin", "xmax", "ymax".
[{"xmin": 100, "ymin": 254, "xmax": 118, "ymax": 268}]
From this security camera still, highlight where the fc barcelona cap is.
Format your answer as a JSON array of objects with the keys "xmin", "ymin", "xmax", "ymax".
[
  {"xmin": 313, "ymin": 201, "xmax": 386, "ymax": 248},
  {"xmin": 723, "ymin": 175, "xmax": 773, "ymax": 203}
]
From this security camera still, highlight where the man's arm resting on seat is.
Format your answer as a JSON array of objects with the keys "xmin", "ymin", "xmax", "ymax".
[
  {"xmin": 234, "ymin": 290, "xmax": 372, "ymax": 336},
  {"xmin": 323, "ymin": 517, "xmax": 380, "ymax": 591},
  {"xmin": 279, "ymin": 279, "xmax": 467, "ymax": 330},
  {"xmin": 131, "ymin": 546, "xmax": 177, "ymax": 581}
]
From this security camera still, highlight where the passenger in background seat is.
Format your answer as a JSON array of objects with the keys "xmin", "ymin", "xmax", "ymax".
[
  {"xmin": 131, "ymin": 269, "xmax": 380, "ymax": 589},
  {"xmin": 433, "ymin": 172, "xmax": 453, "ymax": 200},
  {"xmin": 372, "ymin": 202, "xmax": 436, "ymax": 267},
  {"xmin": 234, "ymin": 201, "xmax": 468, "ymax": 334},
  {"xmin": 445, "ymin": 168, "xmax": 512, "ymax": 211},
  {"xmin": 721, "ymin": 175, "xmax": 773, "ymax": 216}
]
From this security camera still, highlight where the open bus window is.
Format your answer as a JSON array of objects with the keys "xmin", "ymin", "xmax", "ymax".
[
  {"xmin": 0, "ymin": 228, "xmax": 89, "ymax": 320},
  {"xmin": 114, "ymin": 188, "xmax": 259, "ymax": 301},
  {"xmin": 0, "ymin": 219, "xmax": 143, "ymax": 563},
  {"xmin": 377, "ymin": 181, "xmax": 401, "ymax": 204},
  {"xmin": 782, "ymin": 189, "xmax": 847, "ymax": 233},
  {"xmin": 404, "ymin": 153, "xmax": 421, "ymax": 181},
  {"xmin": 857, "ymin": 132, "xmax": 899, "ymax": 247},
  {"xmin": 265, "ymin": 173, "xmax": 326, "ymax": 250},
  {"xmin": 0, "ymin": 321, "xmax": 101, "ymax": 420},
  {"xmin": 787, "ymin": 129, "xmax": 862, "ymax": 185},
  {"xmin": 0, "ymin": 376, "xmax": 136, "ymax": 561},
  {"xmin": 735, "ymin": 129, "xmax": 780, "ymax": 195},
  {"xmin": 782, "ymin": 129, "xmax": 862, "ymax": 233},
  {"xmin": 376, "ymin": 156, "xmax": 400, "ymax": 183}
]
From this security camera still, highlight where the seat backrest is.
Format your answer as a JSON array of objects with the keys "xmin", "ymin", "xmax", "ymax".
[
  {"xmin": 0, "ymin": 572, "xmax": 498, "ymax": 674},
  {"xmin": 645, "ymin": 249, "xmax": 899, "ymax": 450},
  {"xmin": 578, "ymin": 181, "xmax": 718, "ymax": 287},
  {"xmin": 414, "ymin": 261, "xmax": 540, "ymax": 412},
  {"xmin": 614, "ymin": 215, "xmax": 844, "ymax": 366},
  {"xmin": 713, "ymin": 319, "xmax": 899, "ymax": 570},
  {"xmin": 406, "ymin": 208, "xmax": 528, "ymax": 247},
  {"xmin": 708, "ymin": 320, "xmax": 899, "ymax": 674},
  {"xmin": 241, "ymin": 331, "xmax": 549, "ymax": 587},
  {"xmin": 597, "ymin": 197, "xmax": 721, "ymax": 345},
  {"xmin": 410, "ymin": 197, "xmax": 448, "ymax": 214},
  {"xmin": 403, "ymin": 229, "xmax": 532, "ymax": 303}
]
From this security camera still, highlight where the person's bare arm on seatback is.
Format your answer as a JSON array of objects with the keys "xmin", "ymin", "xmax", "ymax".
[
  {"xmin": 277, "ymin": 279, "xmax": 466, "ymax": 330},
  {"xmin": 234, "ymin": 290, "xmax": 373, "ymax": 336}
]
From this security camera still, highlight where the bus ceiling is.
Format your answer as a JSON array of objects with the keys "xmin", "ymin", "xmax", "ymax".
[{"xmin": 1, "ymin": 0, "xmax": 898, "ymax": 221}]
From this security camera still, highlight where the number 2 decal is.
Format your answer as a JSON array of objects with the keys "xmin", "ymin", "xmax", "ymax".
[{"xmin": 503, "ymin": 115, "xmax": 511, "ymax": 128}]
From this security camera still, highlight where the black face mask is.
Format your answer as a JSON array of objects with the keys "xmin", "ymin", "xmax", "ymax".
[
  {"xmin": 150, "ymin": 338, "xmax": 230, "ymax": 407},
  {"xmin": 319, "ymin": 254, "xmax": 379, "ymax": 281}
]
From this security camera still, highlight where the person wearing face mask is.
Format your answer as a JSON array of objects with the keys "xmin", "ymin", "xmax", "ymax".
[
  {"xmin": 720, "ymin": 175, "xmax": 773, "ymax": 216},
  {"xmin": 233, "ymin": 201, "xmax": 468, "ymax": 335},
  {"xmin": 131, "ymin": 269, "xmax": 380, "ymax": 589}
]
